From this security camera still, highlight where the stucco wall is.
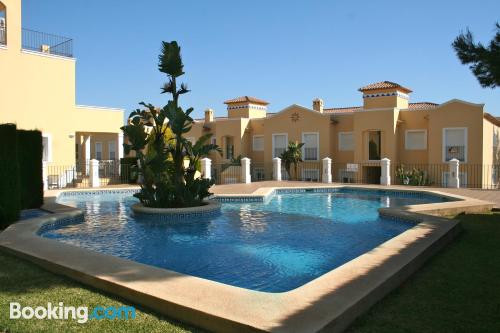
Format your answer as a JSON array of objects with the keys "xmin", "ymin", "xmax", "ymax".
[{"xmin": 0, "ymin": 0, "xmax": 123, "ymax": 166}]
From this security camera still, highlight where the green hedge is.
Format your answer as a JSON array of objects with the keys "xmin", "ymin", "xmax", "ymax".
[
  {"xmin": 0, "ymin": 124, "xmax": 21, "ymax": 226},
  {"xmin": 17, "ymin": 130, "xmax": 44, "ymax": 209}
]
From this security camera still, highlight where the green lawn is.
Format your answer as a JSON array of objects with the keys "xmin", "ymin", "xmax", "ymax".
[{"xmin": 0, "ymin": 213, "xmax": 499, "ymax": 333}]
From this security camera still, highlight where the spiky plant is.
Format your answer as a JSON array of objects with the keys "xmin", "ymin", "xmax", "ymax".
[
  {"xmin": 281, "ymin": 141, "xmax": 305, "ymax": 181},
  {"xmin": 121, "ymin": 41, "xmax": 221, "ymax": 208}
]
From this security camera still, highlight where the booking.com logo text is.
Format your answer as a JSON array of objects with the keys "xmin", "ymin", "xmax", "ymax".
[{"xmin": 9, "ymin": 302, "xmax": 136, "ymax": 324}]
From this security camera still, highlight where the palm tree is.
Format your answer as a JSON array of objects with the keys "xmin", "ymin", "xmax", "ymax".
[{"xmin": 281, "ymin": 141, "xmax": 305, "ymax": 180}]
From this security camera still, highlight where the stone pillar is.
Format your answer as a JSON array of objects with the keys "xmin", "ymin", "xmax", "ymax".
[
  {"xmin": 273, "ymin": 157, "xmax": 282, "ymax": 181},
  {"xmin": 89, "ymin": 159, "xmax": 100, "ymax": 188},
  {"xmin": 322, "ymin": 157, "xmax": 332, "ymax": 183},
  {"xmin": 241, "ymin": 157, "xmax": 251, "ymax": 184},
  {"xmin": 84, "ymin": 135, "xmax": 91, "ymax": 175},
  {"xmin": 118, "ymin": 133, "xmax": 124, "ymax": 160},
  {"xmin": 201, "ymin": 157, "xmax": 212, "ymax": 179},
  {"xmin": 380, "ymin": 158, "xmax": 391, "ymax": 186},
  {"xmin": 42, "ymin": 161, "xmax": 48, "ymax": 191},
  {"xmin": 117, "ymin": 133, "xmax": 124, "ymax": 175},
  {"xmin": 448, "ymin": 158, "xmax": 460, "ymax": 188}
]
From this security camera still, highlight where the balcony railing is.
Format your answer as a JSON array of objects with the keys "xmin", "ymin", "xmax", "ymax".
[{"xmin": 22, "ymin": 28, "xmax": 73, "ymax": 58}]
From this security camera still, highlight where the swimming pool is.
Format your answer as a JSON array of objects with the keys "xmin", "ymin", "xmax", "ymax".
[{"xmin": 41, "ymin": 189, "xmax": 450, "ymax": 292}]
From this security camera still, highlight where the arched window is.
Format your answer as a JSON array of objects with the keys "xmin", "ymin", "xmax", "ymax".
[{"xmin": 0, "ymin": 1, "xmax": 6, "ymax": 45}]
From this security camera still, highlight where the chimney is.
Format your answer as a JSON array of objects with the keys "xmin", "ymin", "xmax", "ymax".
[
  {"xmin": 313, "ymin": 98, "xmax": 324, "ymax": 113},
  {"xmin": 204, "ymin": 108, "xmax": 214, "ymax": 123}
]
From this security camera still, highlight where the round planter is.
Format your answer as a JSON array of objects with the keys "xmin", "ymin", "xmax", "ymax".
[{"xmin": 131, "ymin": 200, "xmax": 221, "ymax": 221}]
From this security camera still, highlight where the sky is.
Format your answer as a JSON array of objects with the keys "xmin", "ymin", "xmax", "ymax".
[{"xmin": 23, "ymin": 0, "xmax": 499, "ymax": 122}]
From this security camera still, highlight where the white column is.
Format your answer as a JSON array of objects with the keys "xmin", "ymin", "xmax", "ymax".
[
  {"xmin": 322, "ymin": 157, "xmax": 332, "ymax": 183},
  {"xmin": 273, "ymin": 157, "xmax": 282, "ymax": 181},
  {"xmin": 201, "ymin": 157, "xmax": 212, "ymax": 179},
  {"xmin": 117, "ymin": 133, "xmax": 124, "ymax": 175},
  {"xmin": 42, "ymin": 161, "xmax": 48, "ymax": 191},
  {"xmin": 84, "ymin": 135, "xmax": 91, "ymax": 175},
  {"xmin": 241, "ymin": 157, "xmax": 251, "ymax": 184},
  {"xmin": 118, "ymin": 133, "xmax": 124, "ymax": 160},
  {"xmin": 89, "ymin": 159, "xmax": 100, "ymax": 188},
  {"xmin": 448, "ymin": 158, "xmax": 460, "ymax": 188},
  {"xmin": 380, "ymin": 158, "xmax": 391, "ymax": 186}
]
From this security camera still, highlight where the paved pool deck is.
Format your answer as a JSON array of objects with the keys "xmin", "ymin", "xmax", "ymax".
[{"xmin": 211, "ymin": 181, "xmax": 500, "ymax": 208}]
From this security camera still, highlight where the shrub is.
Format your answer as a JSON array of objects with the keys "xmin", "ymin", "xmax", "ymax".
[
  {"xmin": 396, "ymin": 165, "xmax": 432, "ymax": 186},
  {"xmin": 0, "ymin": 124, "xmax": 21, "ymax": 226},
  {"xmin": 17, "ymin": 130, "xmax": 44, "ymax": 209}
]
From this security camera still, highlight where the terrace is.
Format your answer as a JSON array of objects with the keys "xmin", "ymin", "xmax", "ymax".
[{"xmin": 21, "ymin": 28, "xmax": 73, "ymax": 58}]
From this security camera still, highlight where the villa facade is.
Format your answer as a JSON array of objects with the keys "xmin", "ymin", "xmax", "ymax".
[
  {"xmin": 0, "ymin": 0, "xmax": 124, "ymax": 185},
  {"xmin": 187, "ymin": 82, "xmax": 500, "ymax": 187}
]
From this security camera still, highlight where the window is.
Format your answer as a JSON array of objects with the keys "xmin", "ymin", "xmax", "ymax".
[
  {"xmin": 405, "ymin": 130, "xmax": 427, "ymax": 150},
  {"xmin": 95, "ymin": 142, "xmax": 102, "ymax": 160},
  {"xmin": 0, "ymin": 3, "xmax": 6, "ymax": 46},
  {"xmin": 338, "ymin": 132, "xmax": 354, "ymax": 151},
  {"xmin": 302, "ymin": 133, "xmax": 319, "ymax": 160},
  {"xmin": 211, "ymin": 137, "xmax": 216, "ymax": 145},
  {"xmin": 443, "ymin": 128, "xmax": 467, "ymax": 162},
  {"xmin": 272, "ymin": 134, "xmax": 288, "ymax": 158},
  {"xmin": 42, "ymin": 134, "xmax": 51, "ymax": 162},
  {"xmin": 368, "ymin": 131, "xmax": 381, "ymax": 160},
  {"xmin": 224, "ymin": 136, "xmax": 234, "ymax": 160},
  {"xmin": 253, "ymin": 135, "xmax": 264, "ymax": 151},
  {"xmin": 108, "ymin": 141, "xmax": 116, "ymax": 160}
]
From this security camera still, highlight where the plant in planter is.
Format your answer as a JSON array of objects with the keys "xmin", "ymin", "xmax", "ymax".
[
  {"xmin": 281, "ymin": 141, "xmax": 305, "ymax": 180},
  {"xmin": 121, "ymin": 41, "xmax": 221, "ymax": 208},
  {"xmin": 396, "ymin": 165, "xmax": 432, "ymax": 186}
]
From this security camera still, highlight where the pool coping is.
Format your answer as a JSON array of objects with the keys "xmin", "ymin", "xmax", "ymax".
[{"xmin": 0, "ymin": 185, "xmax": 495, "ymax": 333}]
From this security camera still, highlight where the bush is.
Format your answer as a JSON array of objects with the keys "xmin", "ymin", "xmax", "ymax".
[
  {"xmin": 17, "ymin": 130, "xmax": 44, "ymax": 209},
  {"xmin": 0, "ymin": 124, "xmax": 21, "ymax": 227}
]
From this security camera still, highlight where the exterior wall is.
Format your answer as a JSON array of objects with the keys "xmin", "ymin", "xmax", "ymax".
[
  {"xmin": 227, "ymin": 102, "xmax": 267, "ymax": 119},
  {"xmin": 210, "ymin": 118, "xmax": 246, "ymax": 163},
  {"xmin": 352, "ymin": 108, "xmax": 399, "ymax": 162},
  {"xmin": 427, "ymin": 101, "xmax": 484, "ymax": 164},
  {"xmin": 0, "ymin": 0, "xmax": 123, "ymax": 166},
  {"xmin": 262, "ymin": 106, "xmax": 331, "ymax": 163},
  {"xmin": 362, "ymin": 89, "xmax": 409, "ymax": 110},
  {"xmin": 397, "ymin": 110, "xmax": 431, "ymax": 164},
  {"xmin": 330, "ymin": 114, "xmax": 354, "ymax": 163}
]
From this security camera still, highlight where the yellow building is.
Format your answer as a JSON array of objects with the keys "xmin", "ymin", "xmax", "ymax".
[
  {"xmin": 0, "ymin": 0, "xmax": 124, "ymax": 186},
  {"xmin": 188, "ymin": 82, "xmax": 500, "ymax": 188}
]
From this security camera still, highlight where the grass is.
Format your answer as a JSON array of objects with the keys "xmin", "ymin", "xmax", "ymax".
[
  {"xmin": 0, "ymin": 212, "xmax": 499, "ymax": 332},
  {"xmin": 347, "ymin": 212, "xmax": 500, "ymax": 333},
  {"xmin": 0, "ymin": 251, "xmax": 201, "ymax": 333}
]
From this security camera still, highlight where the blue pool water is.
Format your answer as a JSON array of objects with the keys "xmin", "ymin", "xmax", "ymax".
[{"xmin": 42, "ymin": 189, "xmax": 450, "ymax": 292}]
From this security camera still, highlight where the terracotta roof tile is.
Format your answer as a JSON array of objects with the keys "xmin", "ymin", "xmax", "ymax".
[
  {"xmin": 324, "ymin": 102, "xmax": 438, "ymax": 113},
  {"xmin": 407, "ymin": 102, "xmax": 438, "ymax": 110},
  {"xmin": 358, "ymin": 81, "xmax": 412, "ymax": 93},
  {"xmin": 224, "ymin": 96, "xmax": 269, "ymax": 105},
  {"xmin": 323, "ymin": 106, "xmax": 361, "ymax": 114}
]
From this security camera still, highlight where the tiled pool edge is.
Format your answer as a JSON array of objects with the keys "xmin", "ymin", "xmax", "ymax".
[{"xmin": 0, "ymin": 186, "xmax": 495, "ymax": 333}]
